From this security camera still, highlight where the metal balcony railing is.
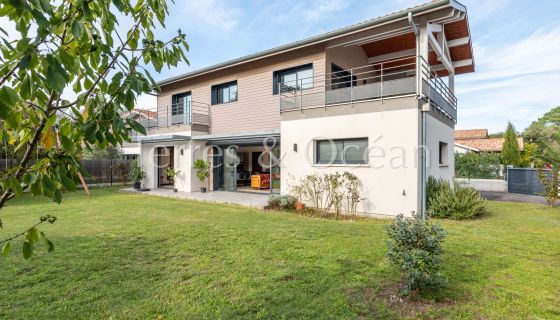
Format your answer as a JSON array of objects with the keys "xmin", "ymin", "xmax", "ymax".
[
  {"xmin": 278, "ymin": 56, "xmax": 457, "ymax": 121},
  {"xmin": 131, "ymin": 101, "xmax": 210, "ymax": 131}
]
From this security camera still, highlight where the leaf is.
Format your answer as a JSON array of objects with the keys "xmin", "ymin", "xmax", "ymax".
[
  {"xmin": 2, "ymin": 242, "xmax": 11, "ymax": 256},
  {"xmin": 71, "ymin": 20, "xmax": 82, "ymax": 39},
  {"xmin": 0, "ymin": 87, "xmax": 19, "ymax": 128},
  {"xmin": 60, "ymin": 173, "xmax": 77, "ymax": 192},
  {"xmin": 26, "ymin": 227, "xmax": 40, "ymax": 243},
  {"xmin": 126, "ymin": 118, "xmax": 146, "ymax": 136},
  {"xmin": 60, "ymin": 135, "xmax": 75, "ymax": 153},
  {"xmin": 45, "ymin": 55, "xmax": 68, "ymax": 92},
  {"xmin": 41, "ymin": 128, "xmax": 55, "ymax": 150},
  {"xmin": 22, "ymin": 241, "xmax": 33, "ymax": 260},
  {"xmin": 20, "ymin": 73, "xmax": 34, "ymax": 99}
]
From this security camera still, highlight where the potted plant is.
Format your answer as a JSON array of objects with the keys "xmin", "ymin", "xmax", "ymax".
[
  {"xmin": 166, "ymin": 167, "xmax": 181, "ymax": 192},
  {"xmin": 193, "ymin": 159, "xmax": 210, "ymax": 193},
  {"xmin": 129, "ymin": 160, "xmax": 145, "ymax": 189}
]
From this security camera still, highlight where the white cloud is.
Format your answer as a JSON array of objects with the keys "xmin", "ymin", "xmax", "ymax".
[
  {"xmin": 456, "ymin": 23, "xmax": 560, "ymax": 132},
  {"xmin": 181, "ymin": 0, "xmax": 241, "ymax": 33}
]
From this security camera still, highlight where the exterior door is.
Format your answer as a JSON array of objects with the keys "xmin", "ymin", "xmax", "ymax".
[
  {"xmin": 270, "ymin": 145, "xmax": 281, "ymax": 194},
  {"xmin": 221, "ymin": 146, "xmax": 238, "ymax": 191}
]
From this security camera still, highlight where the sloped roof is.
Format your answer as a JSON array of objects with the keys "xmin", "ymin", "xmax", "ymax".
[
  {"xmin": 455, "ymin": 137, "xmax": 524, "ymax": 152},
  {"xmin": 122, "ymin": 109, "xmax": 157, "ymax": 120},
  {"xmin": 158, "ymin": 0, "xmax": 468, "ymax": 86},
  {"xmin": 455, "ymin": 129, "xmax": 488, "ymax": 140}
]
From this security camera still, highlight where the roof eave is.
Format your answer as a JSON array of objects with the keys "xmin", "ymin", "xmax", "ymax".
[{"xmin": 157, "ymin": 0, "xmax": 456, "ymax": 87}]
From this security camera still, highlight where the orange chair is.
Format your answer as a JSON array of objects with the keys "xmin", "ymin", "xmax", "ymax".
[{"xmin": 251, "ymin": 174, "xmax": 270, "ymax": 190}]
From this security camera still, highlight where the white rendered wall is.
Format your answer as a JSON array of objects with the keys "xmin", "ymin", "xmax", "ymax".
[
  {"xmin": 425, "ymin": 114, "xmax": 454, "ymax": 183},
  {"xmin": 280, "ymin": 107, "xmax": 421, "ymax": 216}
]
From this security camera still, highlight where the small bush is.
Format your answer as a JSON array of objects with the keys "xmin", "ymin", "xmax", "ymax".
[
  {"xmin": 386, "ymin": 213, "xmax": 446, "ymax": 295},
  {"xmin": 427, "ymin": 177, "xmax": 486, "ymax": 219},
  {"xmin": 265, "ymin": 194, "xmax": 297, "ymax": 211}
]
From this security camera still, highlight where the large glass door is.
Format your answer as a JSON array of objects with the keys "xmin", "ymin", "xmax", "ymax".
[
  {"xmin": 270, "ymin": 145, "xmax": 281, "ymax": 194},
  {"xmin": 221, "ymin": 146, "xmax": 238, "ymax": 191}
]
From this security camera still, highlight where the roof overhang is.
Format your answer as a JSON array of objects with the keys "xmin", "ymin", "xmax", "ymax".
[
  {"xmin": 158, "ymin": 0, "xmax": 467, "ymax": 87},
  {"xmin": 138, "ymin": 135, "xmax": 191, "ymax": 144},
  {"xmin": 192, "ymin": 130, "xmax": 280, "ymax": 146}
]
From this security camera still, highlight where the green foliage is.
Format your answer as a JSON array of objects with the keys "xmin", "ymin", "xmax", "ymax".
[
  {"xmin": 427, "ymin": 177, "xmax": 486, "ymax": 219},
  {"xmin": 386, "ymin": 213, "xmax": 446, "ymax": 295},
  {"xmin": 534, "ymin": 143, "xmax": 560, "ymax": 206},
  {"xmin": 0, "ymin": 0, "xmax": 189, "ymax": 257},
  {"xmin": 502, "ymin": 122, "xmax": 521, "ymax": 166},
  {"xmin": 128, "ymin": 160, "xmax": 144, "ymax": 183},
  {"xmin": 81, "ymin": 145, "xmax": 123, "ymax": 160},
  {"xmin": 455, "ymin": 152, "xmax": 502, "ymax": 178},
  {"xmin": 193, "ymin": 160, "xmax": 210, "ymax": 184},
  {"xmin": 519, "ymin": 142, "xmax": 537, "ymax": 168},
  {"xmin": 165, "ymin": 167, "xmax": 181, "ymax": 183},
  {"xmin": 289, "ymin": 171, "xmax": 363, "ymax": 216},
  {"xmin": 265, "ymin": 194, "xmax": 297, "ymax": 211},
  {"xmin": 524, "ymin": 107, "xmax": 560, "ymax": 156}
]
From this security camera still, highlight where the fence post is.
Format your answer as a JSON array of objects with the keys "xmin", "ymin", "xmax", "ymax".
[{"xmin": 110, "ymin": 159, "xmax": 113, "ymax": 186}]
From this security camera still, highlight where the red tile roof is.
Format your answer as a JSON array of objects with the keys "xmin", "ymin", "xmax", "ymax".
[
  {"xmin": 454, "ymin": 129, "xmax": 488, "ymax": 140},
  {"xmin": 122, "ymin": 109, "xmax": 157, "ymax": 120},
  {"xmin": 455, "ymin": 137, "xmax": 524, "ymax": 152}
]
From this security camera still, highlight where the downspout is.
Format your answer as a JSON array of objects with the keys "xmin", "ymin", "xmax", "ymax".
[{"xmin": 408, "ymin": 12, "xmax": 427, "ymax": 220}]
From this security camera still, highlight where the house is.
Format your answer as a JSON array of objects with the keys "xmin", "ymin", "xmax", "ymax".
[
  {"xmin": 455, "ymin": 129, "xmax": 524, "ymax": 154},
  {"xmin": 134, "ymin": 0, "xmax": 475, "ymax": 216}
]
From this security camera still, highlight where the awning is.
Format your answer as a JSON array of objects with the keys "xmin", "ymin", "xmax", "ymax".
[{"xmin": 192, "ymin": 130, "xmax": 280, "ymax": 146}]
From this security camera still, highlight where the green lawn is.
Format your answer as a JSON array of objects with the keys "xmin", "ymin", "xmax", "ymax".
[{"xmin": 0, "ymin": 188, "xmax": 559, "ymax": 319}]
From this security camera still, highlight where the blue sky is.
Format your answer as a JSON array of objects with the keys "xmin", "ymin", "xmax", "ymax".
[{"xmin": 136, "ymin": 0, "xmax": 560, "ymax": 134}]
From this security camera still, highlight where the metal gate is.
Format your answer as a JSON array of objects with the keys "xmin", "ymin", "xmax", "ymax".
[{"xmin": 507, "ymin": 168, "xmax": 549, "ymax": 196}]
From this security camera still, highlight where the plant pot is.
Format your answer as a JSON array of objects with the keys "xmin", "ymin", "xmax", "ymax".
[
  {"xmin": 200, "ymin": 187, "xmax": 207, "ymax": 193},
  {"xmin": 133, "ymin": 181, "xmax": 141, "ymax": 189},
  {"xmin": 296, "ymin": 201, "xmax": 305, "ymax": 211}
]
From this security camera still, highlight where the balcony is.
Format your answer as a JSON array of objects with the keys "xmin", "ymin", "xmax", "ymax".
[
  {"xmin": 278, "ymin": 57, "xmax": 457, "ymax": 121},
  {"xmin": 131, "ymin": 102, "xmax": 210, "ymax": 131}
]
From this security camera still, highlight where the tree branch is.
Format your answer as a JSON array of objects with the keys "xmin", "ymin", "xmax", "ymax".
[{"xmin": 0, "ymin": 220, "xmax": 45, "ymax": 245}]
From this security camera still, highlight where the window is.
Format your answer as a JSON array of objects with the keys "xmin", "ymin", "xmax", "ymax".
[
  {"xmin": 331, "ymin": 63, "xmax": 356, "ymax": 89},
  {"xmin": 171, "ymin": 92, "xmax": 191, "ymax": 115},
  {"xmin": 273, "ymin": 63, "xmax": 313, "ymax": 94},
  {"xmin": 439, "ymin": 141, "xmax": 448, "ymax": 166},
  {"xmin": 211, "ymin": 81, "xmax": 238, "ymax": 105},
  {"xmin": 315, "ymin": 138, "xmax": 368, "ymax": 164}
]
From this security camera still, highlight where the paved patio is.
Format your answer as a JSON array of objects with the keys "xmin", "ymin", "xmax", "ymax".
[{"xmin": 121, "ymin": 188, "xmax": 269, "ymax": 208}]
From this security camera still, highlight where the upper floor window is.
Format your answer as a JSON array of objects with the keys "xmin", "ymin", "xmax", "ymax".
[
  {"xmin": 273, "ymin": 63, "xmax": 313, "ymax": 94},
  {"xmin": 331, "ymin": 63, "xmax": 356, "ymax": 89},
  {"xmin": 315, "ymin": 138, "xmax": 368, "ymax": 165},
  {"xmin": 171, "ymin": 92, "xmax": 191, "ymax": 115},
  {"xmin": 211, "ymin": 81, "xmax": 238, "ymax": 105}
]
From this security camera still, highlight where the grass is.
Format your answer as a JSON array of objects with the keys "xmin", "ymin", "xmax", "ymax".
[{"xmin": 0, "ymin": 188, "xmax": 559, "ymax": 319}]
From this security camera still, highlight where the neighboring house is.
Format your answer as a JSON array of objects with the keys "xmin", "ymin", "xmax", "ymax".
[
  {"xmin": 121, "ymin": 109, "xmax": 158, "ymax": 159},
  {"xmin": 135, "ymin": 0, "xmax": 475, "ymax": 216},
  {"xmin": 455, "ymin": 129, "xmax": 524, "ymax": 153}
]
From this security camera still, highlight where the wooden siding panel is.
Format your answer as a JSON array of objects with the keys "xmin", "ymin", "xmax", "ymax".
[{"xmin": 157, "ymin": 44, "xmax": 326, "ymax": 135}]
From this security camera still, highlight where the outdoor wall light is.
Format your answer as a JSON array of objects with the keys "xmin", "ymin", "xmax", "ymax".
[
  {"xmin": 293, "ymin": 143, "xmax": 297, "ymax": 152},
  {"xmin": 402, "ymin": 189, "xmax": 406, "ymax": 196},
  {"xmin": 180, "ymin": 149, "xmax": 184, "ymax": 156}
]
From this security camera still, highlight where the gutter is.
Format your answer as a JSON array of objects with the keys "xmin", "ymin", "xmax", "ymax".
[{"xmin": 158, "ymin": 0, "xmax": 455, "ymax": 87}]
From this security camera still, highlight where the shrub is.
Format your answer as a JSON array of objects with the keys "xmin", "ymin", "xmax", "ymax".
[
  {"xmin": 427, "ymin": 177, "xmax": 486, "ymax": 219},
  {"xmin": 289, "ymin": 171, "xmax": 363, "ymax": 216},
  {"xmin": 455, "ymin": 152, "xmax": 502, "ymax": 179},
  {"xmin": 386, "ymin": 213, "xmax": 446, "ymax": 295},
  {"xmin": 265, "ymin": 194, "xmax": 297, "ymax": 211}
]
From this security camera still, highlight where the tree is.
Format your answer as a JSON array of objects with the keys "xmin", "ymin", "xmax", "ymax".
[
  {"xmin": 519, "ymin": 142, "xmax": 537, "ymax": 168},
  {"xmin": 535, "ymin": 144, "xmax": 560, "ymax": 206},
  {"xmin": 524, "ymin": 106, "xmax": 560, "ymax": 153},
  {"xmin": 81, "ymin": 145, "xmax": 123, "ymax": 160},
  {"xmin": 0, "ymin": 0, "xmax": 189, "ymax": 259},
  {"xmin": 502, "ymin": 122, "xmax": 520, "ymax": 166}
]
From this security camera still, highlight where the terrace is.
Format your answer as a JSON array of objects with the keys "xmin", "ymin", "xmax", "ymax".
[{"xmin": 278, "ymin": 57, "xmax": 457, "ymax": 122}]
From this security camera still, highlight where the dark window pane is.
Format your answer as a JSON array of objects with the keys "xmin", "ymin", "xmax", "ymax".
[{"xmin": 316, "ymin": 138, "xmax": 368, "ymax": 164}]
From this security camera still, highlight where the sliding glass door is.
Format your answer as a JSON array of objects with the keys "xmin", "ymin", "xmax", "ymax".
[{"xmin": 221, "ymin": 146, "xmax": 238, "ymax": 191}]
